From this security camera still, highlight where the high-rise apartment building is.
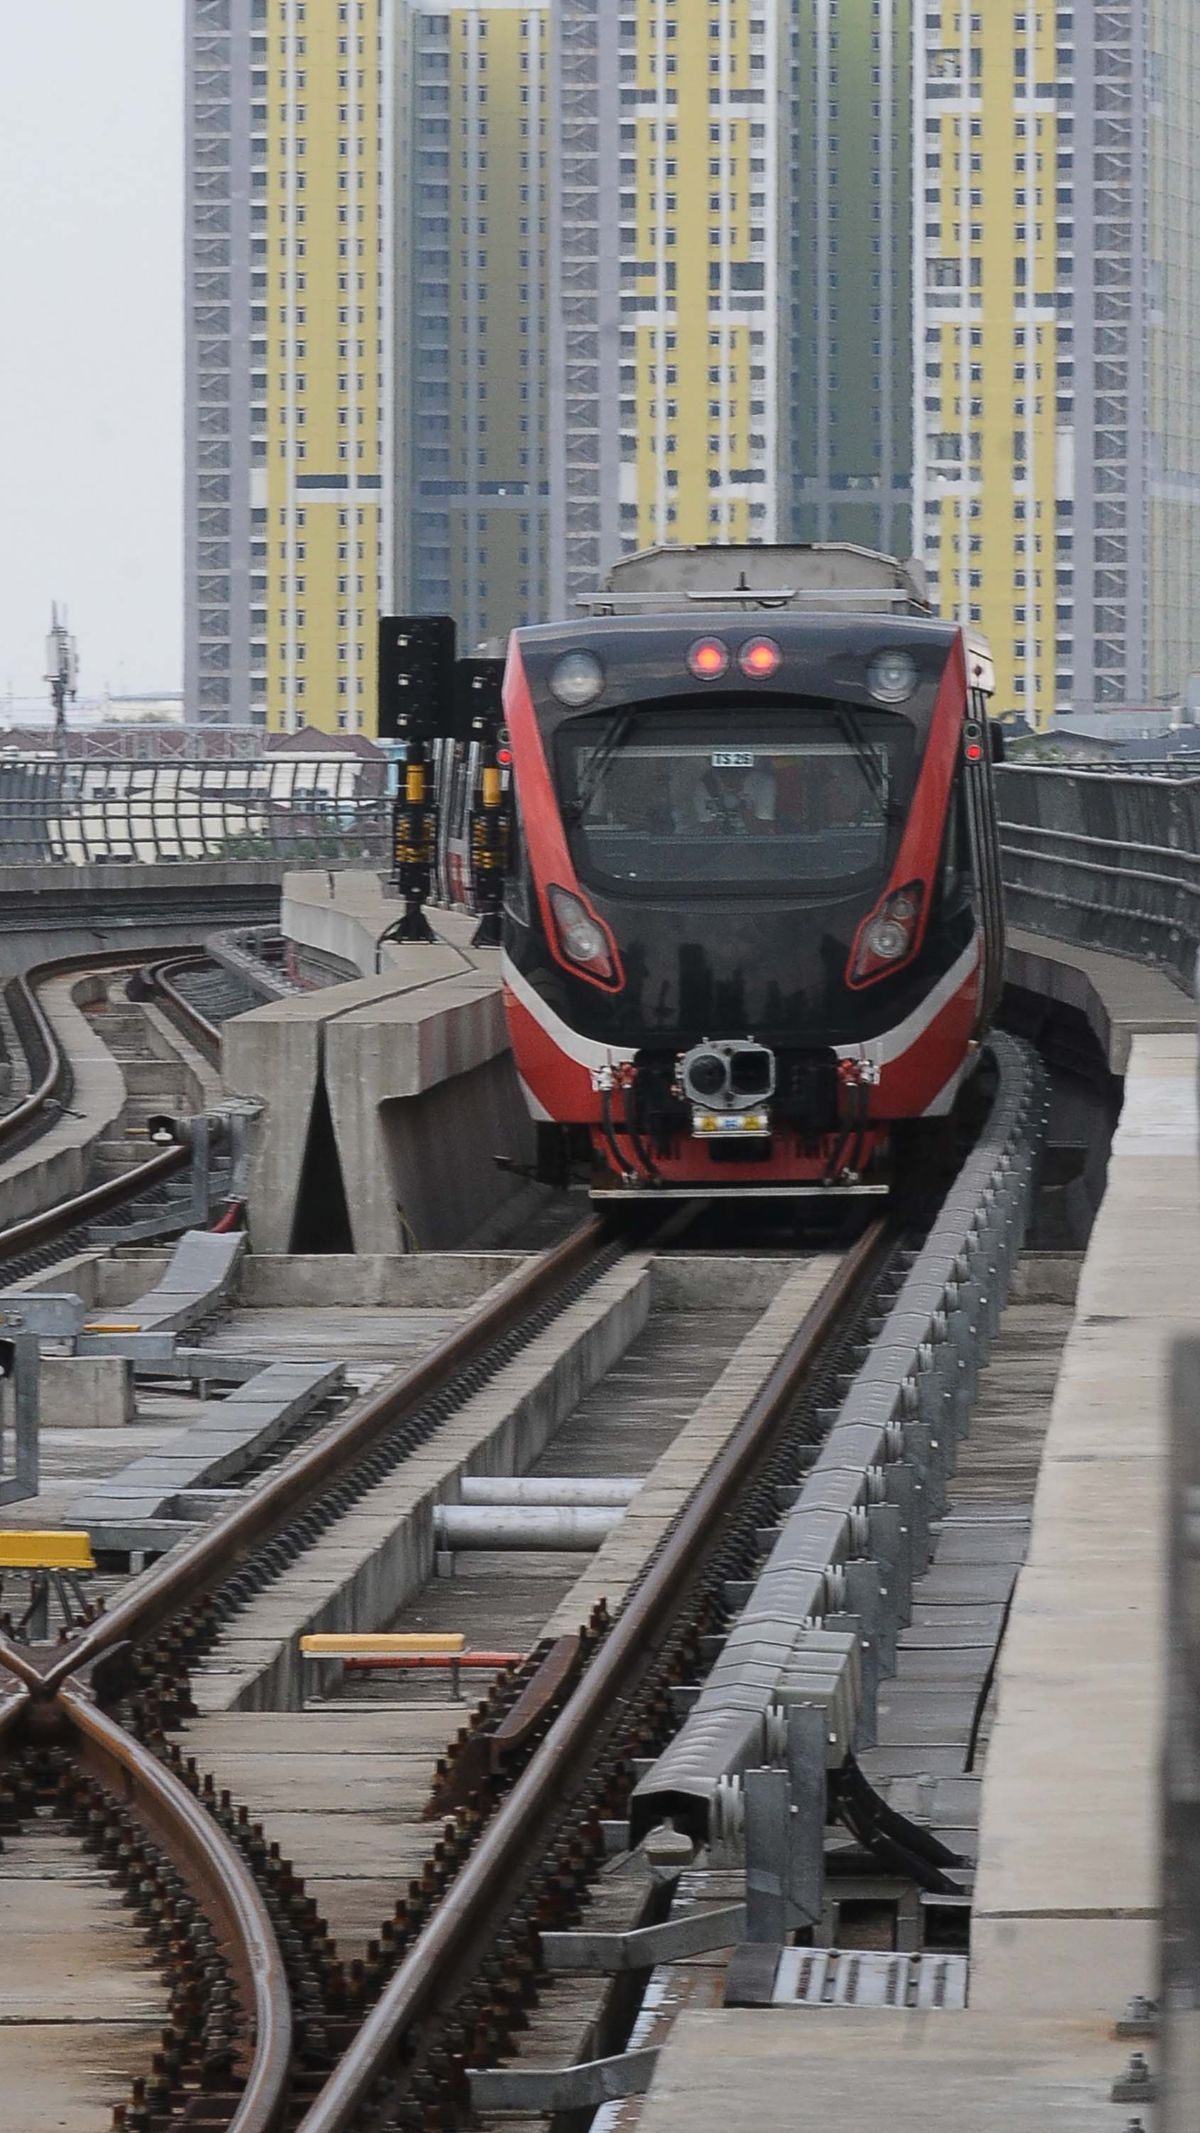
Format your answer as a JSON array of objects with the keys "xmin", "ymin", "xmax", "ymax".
[
  {"xmin": 394, "ymin": 2, "xmax": 551, "ymax": 650},
  {"xmin": 787, "ymin": 1, "xmax": 913, "ymax": 559},
  {"xmin": 548, "ymin": 0, "xmax": 916, "ymax": 613},
  {"xmin": 185, "ymin": 0, "xmax": 261, "ymax": 726},
  {"xmin": 915, "ymin": 3, "xmax": 1200, "ymax": 727},
  {"xmin": 186, "ymin": 0, "xmax": 392, "ymax": 732},
  {"xmin": 551, "ymin": 0, "xmax": 785, "ymax": 610},
  {"xmin": 186, "ymin": 0, "xmax": 550, "ymax": 727},
  {"xmin": 265, "ymin": 0, "xmax": 391, "ymax": 734},
  {"xmin": 914, "ymin": 7, "xmax": 1066, "ymax": 729}
]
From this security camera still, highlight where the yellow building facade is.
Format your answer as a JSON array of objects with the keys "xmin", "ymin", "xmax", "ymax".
[
  {"xmin": 915, "ymin": 11, "xmax": 1065, "ymax": 729},
  {"xmin": 622, "ymin": 0, "xmax": 779, "ymax": 552},
  {"xmin": 264, "ymin": 0, "xmax": 388, "ymax": 733}
]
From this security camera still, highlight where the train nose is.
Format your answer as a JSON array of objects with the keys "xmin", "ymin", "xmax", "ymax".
[{"xmin": 679, "ymin": 1041, "xmax": 776, "ymax": 1112}]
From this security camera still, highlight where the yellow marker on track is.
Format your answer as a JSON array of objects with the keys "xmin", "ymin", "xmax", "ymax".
[
  {"xmin": 0, "ymin": 1531, "xmax": 96, "ymax": 1572},
  {"xmin": 300, "ymin": 1632, "xmax": 464, "ymax": 1657}
]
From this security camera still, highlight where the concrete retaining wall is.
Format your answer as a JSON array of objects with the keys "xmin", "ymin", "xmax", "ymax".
[
  {"xmin": 0, "ymin": 976, "xmax": 128, "ymax": 1228},
  {"xmin": 225, "ymin": 900, "xmax": 533, "ymax": 1254}
]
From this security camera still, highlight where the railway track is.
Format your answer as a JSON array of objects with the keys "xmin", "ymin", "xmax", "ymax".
[
  {"xmin": 0, "ymin": 1202, "xmax": 888, "ymax": 2129},
  {"xmin": 0, "ymin": 1032, "xmax": 1045, "ymax": 2133},
  {"xmin": 0, "ymin": 936, "xmax": 292, "ymax": 1277}
]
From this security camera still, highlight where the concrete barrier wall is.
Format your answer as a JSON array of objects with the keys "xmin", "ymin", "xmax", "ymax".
[
  {"xmin": 0, "ymin": 861, "xmax": 284, "ymax": 978},
  {"xmin": 0, "ymin": 975, "xmax": 128, "ymax": 1227},
  {"xmin": 224, "ymin": 923, "xmax": 534, "ymax": 1253}
]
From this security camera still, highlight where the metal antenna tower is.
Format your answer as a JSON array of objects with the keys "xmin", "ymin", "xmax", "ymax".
[{"xmin": 44, "ymin": 604, "xmax": 79, "ymax": 751}]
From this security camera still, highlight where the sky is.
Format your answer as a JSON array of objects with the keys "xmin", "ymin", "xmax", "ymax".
[{"xmin": 0, "ymin": 2, "xmax": 182, "ymax": 704}]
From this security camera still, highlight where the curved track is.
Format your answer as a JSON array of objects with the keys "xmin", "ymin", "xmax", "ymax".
[{"xmin": 0, "ymin": 948, "xmax": 227, "ymax": 1271}]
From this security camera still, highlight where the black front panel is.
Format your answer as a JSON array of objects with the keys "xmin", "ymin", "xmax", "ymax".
[
  {"xmin": 506, "ymin": 882, "xmax": 974, "ymax": 1050},
  {"xmin": 506, "ymin": 613, "xmax": 971, "ymax": 1051}
]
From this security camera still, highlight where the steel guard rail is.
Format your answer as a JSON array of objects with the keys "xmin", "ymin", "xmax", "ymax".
[
  {"xmin": 0, "ymin": 1632, "xmax": 292, "ymax": 2133},
  {"xmin": 996, "ymin": 764, "xmax": 1200, "ymax": 989},
  {"xmin": 631, "ymin": 1032, "xmax": 1049, "ymax": 1842}
]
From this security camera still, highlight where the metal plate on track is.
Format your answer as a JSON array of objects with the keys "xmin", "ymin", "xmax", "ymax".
[{"xmin": 773, "ymin": 1946, "xmax": 968, "ymax": 2010}]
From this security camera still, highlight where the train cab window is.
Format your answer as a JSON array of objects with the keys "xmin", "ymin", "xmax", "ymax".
[
  {"xmin": 503, "ymin": 798, "xmax": 531, "ymax": 927},
  {"xmin": 556, "ymin": 702, "xmax": 913, "ymax": 897}
]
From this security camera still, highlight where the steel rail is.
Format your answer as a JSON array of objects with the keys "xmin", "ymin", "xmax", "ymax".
[
  {"xmin": 0, "ymin": 969, "xmax": 66, "ymax": 1150},
  {"xmin": 0, "ymin": 1628, "xmax": 44, "ymax": 1693},
  {"xmin": 144, "ymin": 953, "xmax": 224, "ymax": 1065},
  {"xmin": 36, "ymin": 1215, "xmax": 610, "ymax": 1696},
  {"xmin": 0, "ymin": 942, "xmax": 232, "ymax": 1264},
  {"xmin": 59, "ymin": 1681, "xmax": 293, "ymax": 2133},
  {"xmin": 0, "ymin": 947, "xmax": 191, "ymax": 1157},
  {"xmin": 296, "ymin": 1217, "xmax": 888, "ymax": 2133},
  {"xmin": 0, "ymin": 1139, "xmax": 190, "ymax": 1265},
  {"xmin": 0, "ymin": 1633, "xmax": 291, "ymax": 2133}
]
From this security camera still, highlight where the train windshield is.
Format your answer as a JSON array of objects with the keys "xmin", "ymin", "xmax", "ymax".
[{"xmin": 556, "ymin": 701, "xmax": 913, "ymax": 896}]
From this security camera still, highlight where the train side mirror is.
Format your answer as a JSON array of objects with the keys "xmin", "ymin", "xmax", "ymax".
[{"xmin": 990, "ymin": 725, "xmax": 1007, "ymax": 766}]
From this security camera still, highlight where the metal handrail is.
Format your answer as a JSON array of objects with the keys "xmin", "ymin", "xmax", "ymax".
[
  {"xmin": 0, "ymin": 755, "xmax": 390, "ymax": 868},
  {"xmin": 997, "ymin": 764, "xmax": 1200, "ymax": 990},
  {"xmin": 1000, "ymin": 819, "xmax": 1200, "ymax": 872}
]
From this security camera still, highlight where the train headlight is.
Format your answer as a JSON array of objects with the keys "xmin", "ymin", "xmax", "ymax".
[
  {"xmin": 864, "ymin": 915, "xmax": 910, "ymax": 963},
  {"xmin": 550, "ymin": 650, "xmax": 606, "ymax": 709},
  {"xmin": 548, "ymin": 885, "xmax": 614, "ymax": 979},
  {"xmin": 867, "ymin": 649, "xmax": 919, "ymax": 705},
  {"xmin": 685, "ymin": 1051, "xmax": 728, "ymax": 1102},
  {"xmin": 848, "ymin": 879, "xmax": 926, "ymax": 987}
]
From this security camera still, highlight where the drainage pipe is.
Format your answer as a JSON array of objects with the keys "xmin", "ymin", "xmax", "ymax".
[
  {"xmin": 435, "ymin": 1506, "xmax": 623, "ymax": 1552},
  {"xmin": 458, "ymin": 1478, "xmax": 641, "ymax": 1508}
]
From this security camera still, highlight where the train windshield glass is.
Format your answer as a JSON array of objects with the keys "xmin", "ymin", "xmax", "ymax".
[{"xmin": 556, "ymin": 702, "xmax": 913, "ymax": 896}]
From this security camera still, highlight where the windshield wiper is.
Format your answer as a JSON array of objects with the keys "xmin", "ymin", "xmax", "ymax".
[
  {"xmin": 563, "ymin": 706, "xmax": 639, "ymax": 825},
  {"xmin": 833, "ymin": 704, "xmax": 890, "ymax": 814}
]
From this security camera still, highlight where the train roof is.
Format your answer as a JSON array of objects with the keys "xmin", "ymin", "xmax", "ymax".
[
  {"xmin": 588, "ymin": 542, "xmax": 933, "ymax": 616},
  {"xmin": 517, "ymin": 609, "xmax": 962, "ymax": 652}
]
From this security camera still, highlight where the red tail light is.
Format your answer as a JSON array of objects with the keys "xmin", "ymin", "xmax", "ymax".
[
  {"xmin": 687, "ymin": 637, "xmax": 731, "ymax": 681},
  {"xmin": 847, "ymin": 880, "xmax": 925, "ymax": 988}
]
